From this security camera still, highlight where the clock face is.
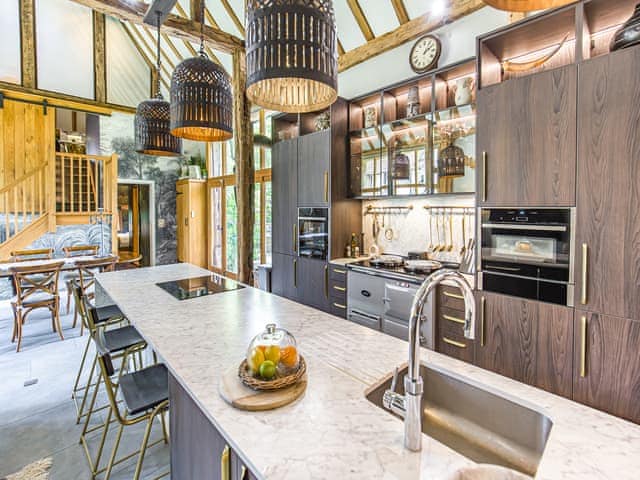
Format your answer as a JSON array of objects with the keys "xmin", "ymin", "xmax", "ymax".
[{"xmin": 410, "ymin": 35, "xmax": 441, "ymax": 73}]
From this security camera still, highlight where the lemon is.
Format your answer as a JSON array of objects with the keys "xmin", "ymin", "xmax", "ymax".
[
  {"xmin": 264, "ymin": 345, "xmax": 281, "ymax": 363},
  {"xmin": 247, "ymin": 348, "xmax": 265, "ymax": 374},
  {"xmin": 259, "ymin": 360, "xmax": 277, "ymax": 380}
]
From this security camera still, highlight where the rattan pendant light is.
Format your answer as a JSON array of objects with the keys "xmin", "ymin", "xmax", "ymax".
[
  {"xmin": 245, "ymin": 0, "xmax": 338, "ymax": 113},
  {"xmin": 169, "ymin": 1, "xmax": 233, "ymax": 142},
  {"xmin": 135, "ymin": 12, "xmax": 182, "ymax": 156}
]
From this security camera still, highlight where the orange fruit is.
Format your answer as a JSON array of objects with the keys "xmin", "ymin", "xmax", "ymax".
[{"xmin": 280, "ymin": 345, "xmax": 299, "ymax": 368}]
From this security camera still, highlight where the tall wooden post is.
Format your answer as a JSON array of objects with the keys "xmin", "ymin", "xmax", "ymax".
[
  {"xmin": 20, "ymin": 0, "xmax": 37, "ymax": 89},
  {"xmin": 93, "ymin": 11, "xmax": 107, "ymax": 103},
  {"xmin": 232, "ymin": 49, "xmax": 254, "ymax": 284}
]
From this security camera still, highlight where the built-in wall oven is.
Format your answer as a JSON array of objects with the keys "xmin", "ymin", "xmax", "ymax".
[
  {"xmin": 298, "ymin": 208, "xmax": 329, "ymax": 260},
  {"xmin": 479, "ymin": 208, "xmax": 575, "ymax": 306}
]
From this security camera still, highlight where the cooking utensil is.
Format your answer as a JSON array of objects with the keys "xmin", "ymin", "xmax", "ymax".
[
  {"xmin": 404, "ymin": 259, "xmax": 442, "ymax": 273},
  {"xmin": 428, "ymin": 214, "xmax": 434, "ymax": 251},
  {"xmin": 385, "ymin": 226, "xmax": 394, "ymax": 241},
  {"xmin": 436, "ymin": 211, "xmax": 444, "ymax": 251},
  {"xmin": 447, "ymin": 212, "xmax": 454, "ymax": 252},
  {"xmin": 460, "ymin": 213, "xmax": 467, "ymax": 258}
]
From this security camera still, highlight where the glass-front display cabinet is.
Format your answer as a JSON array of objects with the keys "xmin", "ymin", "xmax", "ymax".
[{"xmin": 347, "ymin": 58, "xmax": 476, "ymax": 198}]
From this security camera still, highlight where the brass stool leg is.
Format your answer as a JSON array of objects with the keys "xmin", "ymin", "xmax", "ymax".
[
  {"xmin": 103, "ymin": 422, "xmax": 125, "ymax": 480},
  {"xmin": 76, "ymin": 354, "xmax": 98, "ymax": 424},
  {"xmin": 72, "ymin": 333, "xmax": 92, "ymax": 398},
  {"xmin": 160, "ymin": 411, "xmax": 169, "ymax": 444},
  {"xmin": 133, "ymin": 415, "xmax": 156, "ymax": 480}
]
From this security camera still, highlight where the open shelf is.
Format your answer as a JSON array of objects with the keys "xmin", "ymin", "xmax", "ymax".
[{"xmin": 583, "ymin": 0, "xmax": 638, "ymax": 59}]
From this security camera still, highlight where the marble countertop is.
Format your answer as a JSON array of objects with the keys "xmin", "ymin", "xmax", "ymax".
[
  {"xmin": 95, "ymin": 264, "xmax": 640, "ymax": 480},
  {"xmin": 329, "ymin": 256, "xmax": 370, "ymax": 265}
]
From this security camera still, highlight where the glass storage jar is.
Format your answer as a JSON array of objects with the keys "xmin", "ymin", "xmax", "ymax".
[{"xmin": 246, "ymin": 324, "xmax": 300, "ymax": 379}]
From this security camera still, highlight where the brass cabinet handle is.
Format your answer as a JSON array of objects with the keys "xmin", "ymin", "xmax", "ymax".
[
  {"xmin": 221, "ymin": 445, "xmax": 230, "ymax": 480},
  {"xmin": 333, "ymin": 285, "xmax": 346, "ymax": 292},
  {"xmin": 480, "ymin": 296, "xmax": 486, "ymax": 347},
  {"xmin": 443, "ymin": 337, "xmax": 467, "ymax": 348},
  {"xmin": 482, "ymin": 151, "xmax": 488, "ymax": 202},
  {"xmin": 324, "ymin": 265, "xmax": 329, "ymax": 298},
  {"xmin": 324, "ymin": 171, "xmax": 329, "ymax": 203},
  {"xmin": 581, "ymin": 243, "xmax": 588, "ymax": 305},
  {"xmin": 443, "ymin": 291, "xmax": 464, "ymax": 300},
  {"xmin": 293, "ymin": 224, "xmax": 297, "ymax": 254},
  {"xmin": 580, "ymin": 315, "xmax": 587, "ymax": 377},
  {"xmin": 333, "ymin": 302, "xmax": 346, "ymax": 309},
  {"xmin": 332, "ymin": 268, "xmax": 346, "ymax": 275},
  {"xmin": 443, "ymin": 314, "xmax": 465, "ymax": 325},
  {"xmin": 293, "ymin": 259, "xmax": 297, "ymax": 287}
]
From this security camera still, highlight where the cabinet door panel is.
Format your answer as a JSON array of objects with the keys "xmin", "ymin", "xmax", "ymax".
[
  {"xmin": 477, "ymin": 65, "xmax": 576, "ymax": 206},
  {"xmin": 476, "ymin": 291, "xmax": 573, "ymax": 398},
  {"xmin": 574, "ymin": 311, "xmax": 640, "ymax": 424},
  {"xmin": 298, "ymin": 257, "xmax": 330, "ymax": 312},
  {"xmin": 298, "ymin": 131, "xmax": 330, "ymax": 207},
  {"xmin": 271, "ymin": 253, "xmax": 298, "ymax": 301},
  {"xmin": 575, "ymin": 47, "xmax": 640, "ymax": 319},
  {"xmin": 272, "ymin": 139, "xmax": 298, "ymax": 255},
  {"xmin": 476, "ymin": 292, "xmax": 537, "ymax": 384}
]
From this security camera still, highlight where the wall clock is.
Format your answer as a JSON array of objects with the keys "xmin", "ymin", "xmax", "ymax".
[{"xmin": 409, "ymin": 35, "xmax": 442, "ymax": 74}]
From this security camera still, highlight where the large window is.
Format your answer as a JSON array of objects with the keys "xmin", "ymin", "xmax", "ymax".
[{"xmin": 208, "ymin": 109, "xmax": 273, "ymax": 279}]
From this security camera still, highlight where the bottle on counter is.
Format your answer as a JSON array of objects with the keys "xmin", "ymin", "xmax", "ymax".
[
  {"xmin": 350, "ymin": 233, "xmax": 358, "ymax": 258},
  {"xmin": 345, "ymin": 244, "xmax": 352, "ymax": 258},
  {"xmin": 354, "ymin": 246, "xmax": 360, "ymax": 257}
]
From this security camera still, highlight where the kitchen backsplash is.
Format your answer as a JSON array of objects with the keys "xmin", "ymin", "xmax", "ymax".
[{"xmin": 361, "ymin": 195, "xmax": 475, "ymax": 263}]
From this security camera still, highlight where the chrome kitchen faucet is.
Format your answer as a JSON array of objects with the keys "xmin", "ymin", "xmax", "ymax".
[{"xmin": 382, "ymin": 269, "xmax": 476, "ymax": 451}]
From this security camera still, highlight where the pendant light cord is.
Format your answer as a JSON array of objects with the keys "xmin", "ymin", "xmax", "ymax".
[
  {"xmin": 199, "ymin": 0, "xmax": 207, "ymax": 58},
  {"xmin": 155, "ymin": 11, "xmax": 162, "ymax": 99}
]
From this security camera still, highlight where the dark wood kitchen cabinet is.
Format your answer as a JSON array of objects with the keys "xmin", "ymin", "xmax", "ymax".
[
  {"xmin": 170, "ymin": 374, "xmax": 259, "ymax": 479},
  {"xmin": 272, "ymin": 138, "xmax": 298, "ymax": 256},
  {"xmin": 298, "ymin": 131, "xmax": 331, "ymax": 207},
  {"xmin": 298, "ymin": 257, "xmax": 330, "ymax": 313},
  {"xmin": 435, "ymin": 286, "xmax": 475, "ymax": 364},
  {"xmin": 271, "ymin": 253, "xmax": 297, "ymax": 301},
  {"xmin": 476, "ymin": 65, "xmax": 577, "ymax": 206},
  {"xmin": 573, "ymin": 311, "xmax": 640, "ymax": 424},
  {"xmin": 574, "ymin": 46, "xmax": 640, "ymax": 320},
  {"xmin": 475, "ymin": 291, "xmax": 573, "ymax": 398}
]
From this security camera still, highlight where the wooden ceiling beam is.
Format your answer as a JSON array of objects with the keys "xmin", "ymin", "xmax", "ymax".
[
  {"xmin": 337, "ymin": 39, "xmax": 345, "ymax": 56},
  {"xmin": 390, "ymin": 0, "xmax": 410, "ymax": 24},
  {"xmin": 190, "ymin": 0, "xmax": 204, "ymax": 23},
  {"xmin": 20, "ymin": 0, "xmax": 37, "ymax": 89},
  {"xmin": 346, "ymin": 0, "xmax": 375, "ymax": 41},
  {"xmin": 338, "ymin": 0, "xmax": 485, "ymax": 72},
  {"xmin": 67, "ymin": 0, "xmax": 243, "ymax": 54},
  {"xmin": 93, "ymin": 11, "xmax": 107, "ymax": 103}
]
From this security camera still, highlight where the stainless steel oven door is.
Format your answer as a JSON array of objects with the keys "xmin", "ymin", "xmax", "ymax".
[
  {"xmin": 347, "ymin": 270, "xmax": 385, "ymax": 327},
  {"xmin": 383, "ymin": 281, "xmax": 418, "ymax": 321}
]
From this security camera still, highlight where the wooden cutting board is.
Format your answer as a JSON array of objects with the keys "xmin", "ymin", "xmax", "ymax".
[{"xmin": 218, "ymin": 365, "xmax": 307, "ymax": 411}]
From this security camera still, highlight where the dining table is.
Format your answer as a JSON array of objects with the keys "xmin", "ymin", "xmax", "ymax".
[{"xmin": 0, "ymin": 255, "xmax": 112, "ymax": 278}]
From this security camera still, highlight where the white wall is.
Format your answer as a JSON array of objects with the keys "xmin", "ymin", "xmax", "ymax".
[
  {"xmin": 338, "ymin": 7, "xmax": 510, "ymax": 99},
  {"xmin": 35, "ymin": 0, "xmax": 95, "ymax": 98},
  {"xmin": 106, "ymin": 17, "xmax": 150, "ymax": 107},
  {"xmin": 0, "ymin": 0, "xmax": 21, "ymax": 84}
]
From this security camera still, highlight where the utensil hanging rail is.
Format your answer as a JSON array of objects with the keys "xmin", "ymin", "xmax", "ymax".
[
  {"xmin": 365, "ymin": 205, "xmax": 413, "ymax": 215},
  {"xmin": 423, "ymin": 206, "xmax": 474, "ymax": 215}
]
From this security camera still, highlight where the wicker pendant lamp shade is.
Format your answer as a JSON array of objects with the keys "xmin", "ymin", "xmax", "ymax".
[
  {"xmin": 245, "ymin": 0, "xmax": 338, "ymax": 113},
  {"xmin": 170, "ymin": 55, "xmax": 233, "ymax": 141},
  {"xmin": 169, "ymin": 0, "xmax": 233, "ymax": 142},
  {"xmin": 135, "ymin": 13, "xmax": 182, "ymax": 156},
  {"xmin": 482, "ymin": 0, "xmax": 574, "ymax": 12}
]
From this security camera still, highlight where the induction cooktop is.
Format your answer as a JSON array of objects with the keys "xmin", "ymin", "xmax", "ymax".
[{"xmin": 156, "ymin": 274, "xmax": 244, "ymax": 301}]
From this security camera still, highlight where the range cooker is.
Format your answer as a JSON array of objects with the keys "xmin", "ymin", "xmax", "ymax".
[{"xmin": 346, "ymin": 259, "xmax": 459, "ymax": 345}]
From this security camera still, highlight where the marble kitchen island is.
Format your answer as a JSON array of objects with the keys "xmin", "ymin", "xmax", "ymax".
[{"xmin": 96, "ymin": 264, "xmax": 640, "ymax": 480}]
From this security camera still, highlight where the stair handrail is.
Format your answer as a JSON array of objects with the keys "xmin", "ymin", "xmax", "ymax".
[{"xmin": 0, "ymin": 163, "xmax": 48, "ymax": 196}]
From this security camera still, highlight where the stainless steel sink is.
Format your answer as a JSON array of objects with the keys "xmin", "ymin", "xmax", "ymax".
[{"xmin": 365, "ymin": 364, "xmax": 553, "ymax": 477}]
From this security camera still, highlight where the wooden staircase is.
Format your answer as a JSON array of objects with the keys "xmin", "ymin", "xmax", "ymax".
[{"xmin": 0, "ymin": 153, "xmax": 118, "ymax": 258}]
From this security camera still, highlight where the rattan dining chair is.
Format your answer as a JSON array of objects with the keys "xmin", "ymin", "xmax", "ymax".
[
  {"xmin": 94, "ymin": 346, "xmax": 169, "ymax": 480},
  {"xmin": 10, "ymin": 260, "xmax": 64, "ymax": 352},
  {"xmin": 63, "ymin": 244, "xmax": 99, "ymax": 314},
  {"xmin": 72, "ymin": 255, "xmax": 118, "ymax": 333}
]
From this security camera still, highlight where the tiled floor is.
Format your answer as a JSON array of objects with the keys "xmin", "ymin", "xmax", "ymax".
[{"xmin": 0, "ymin": 295, "xmax": 170, "ymax": 479}]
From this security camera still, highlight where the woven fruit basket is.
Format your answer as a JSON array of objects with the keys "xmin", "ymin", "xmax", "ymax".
[{"xmin": 239, "ymin": 355, "xmax": 306, "ymax": 391}]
